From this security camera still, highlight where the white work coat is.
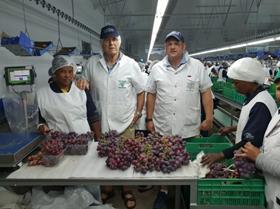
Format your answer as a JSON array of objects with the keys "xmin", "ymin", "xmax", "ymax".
[
  {"xmin": 85, "ymin": 54, "xmax": 146, "ymax": 134},
  {"xmin": 235, "ymin": 90, "xmax": 277, "ymax": 143},
  {"xmin": 37, "ymin": 83, "xmax": 91, "ymax": 134},
  {"xmin": 146, "ymin": 55, "xmax": 212, "ymax": 138},
  {"xmin": 217, "ymin": 68, "xmax": 226, "ymax": 82},
  {"xmin": 262, "ymin": 110, "xmax": 280, "ymax": 209}
]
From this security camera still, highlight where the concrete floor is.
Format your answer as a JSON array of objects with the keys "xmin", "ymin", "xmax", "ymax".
[{"xmin": 104, "ymin": 186, "xmax": 176, "ymax": 209}]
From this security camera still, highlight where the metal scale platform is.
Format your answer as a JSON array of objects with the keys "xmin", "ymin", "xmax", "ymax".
[{"xmin": 0, "ymin": 132, "xmax": 43, "ymax": 167}]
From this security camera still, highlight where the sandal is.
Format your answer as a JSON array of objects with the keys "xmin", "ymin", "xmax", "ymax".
[
  {"xmin": 101, "ymin": 190, "xmax": 115, "ymax": 203},
  {"xmin": 122, "ymin": 190, "xmax": 136, "ymax": 209}
]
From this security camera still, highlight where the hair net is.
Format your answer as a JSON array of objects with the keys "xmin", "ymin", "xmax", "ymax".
[
  {"xmin": 227, "ymin": 57, "xmax": 265, "ymax": 85},
  {"xmin": 49, "ymin": 55, "xmax": 77, "ymax": 75}
]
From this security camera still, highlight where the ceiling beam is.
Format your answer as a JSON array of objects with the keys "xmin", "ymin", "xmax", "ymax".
[{"xmin": 105, "ymin": 11, "xmax": 258, "ymax": 17}]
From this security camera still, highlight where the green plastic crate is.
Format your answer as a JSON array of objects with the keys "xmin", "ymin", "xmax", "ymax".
[
  {"xmin": 212, "ymin": 81, "xmax": 225, "ymax": 93},
  {"xmin": 185, "ymin": 134, "xmax": 232, "ymax": 160},
  {"xmin": 197, "ymin": 178, "xmax": 265, "ymax": 206}
]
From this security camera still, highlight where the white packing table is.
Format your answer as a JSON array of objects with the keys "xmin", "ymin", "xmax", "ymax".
[{"xmin": 2, "ymin": 142, "xmax": 199, "ymax": 209}]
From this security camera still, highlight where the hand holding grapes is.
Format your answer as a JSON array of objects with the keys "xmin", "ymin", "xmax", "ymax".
[
  {"xmin": 236, "ymin": 142, "xmax": 261, "ymax": 162},
  {"xmin": 201, "ymin": 152, "xmax": 224, "ymax": 166},
  {"xmin": 218, "ymin": 126, "xmax": 236, "ymax": 135},
  {"xmin": 38, "ymin": 124, "xmax": 50, "ymax": 135}
]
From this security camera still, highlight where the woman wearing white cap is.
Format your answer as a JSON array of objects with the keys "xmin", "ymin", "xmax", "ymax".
[
  {"xmin": 202, "ymin": 57, "xmax": 277, "ymax": 165},
  {"xmin": 37, "ymin": 55, "xmax": 101, "ymax": 138}
]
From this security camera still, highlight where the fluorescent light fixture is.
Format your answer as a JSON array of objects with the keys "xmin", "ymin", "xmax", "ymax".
[
  {"xmin": 190, "ymin": 34, "xmax": 280, "ymax": 57},
  {"xmin": 275, "ymin": 35, "xmax": 280, "ymax": 40},
  {"xmin": 229, "ymin": 43, "xmax": 247, "ymax": 49},
  {"xmin": 147, "ymin": 0, "xmax": 169, "ymax": 61},
  {"xmin": 246, "ymin": 38, "xmax": 274, "ymax": 46}
]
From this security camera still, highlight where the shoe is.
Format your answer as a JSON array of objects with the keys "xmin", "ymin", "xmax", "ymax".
[
  {"xmin": 101, "ymin": 190, "xmax": 115, "ymax": 204},
  {"xmin": 122, "ymin": 190, "xmax": 136, "ymax": 209},
  {"xmin": 153, "ymin": 191, "xmax": 168, "ymax": 209}
]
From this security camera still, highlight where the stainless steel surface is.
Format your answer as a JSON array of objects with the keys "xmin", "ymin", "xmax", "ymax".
[{"xmin": 215, "ymin": 93, "xmax": 242, "ymax": 110}]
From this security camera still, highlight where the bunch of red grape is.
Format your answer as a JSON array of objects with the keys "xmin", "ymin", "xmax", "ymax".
[
  {"xmin": 97, "ymin": 131, "xmax": 190, "ymax": 174},
  {"xmin": 206, "ymin": 162, "xmax": 239, "ymax": 178},
  {"xmin": 234, "ymin": 149, "xmax": 256, "ymax": 178},
  {"xmin": 97, "ymin": 131, "xmax": 118, "ymax": 157},
  {"xmin": 41, "ymin": 139, "xmax": 64, "ymax": 155}
]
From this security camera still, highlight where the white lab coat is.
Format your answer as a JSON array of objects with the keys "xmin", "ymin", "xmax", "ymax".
[
  {"xmin": 236, "ymin": 90, "xmax": 277, "ymax": 143},
  {"xmin": 146, "ymin": 55, "xmax": 212, "ymax": 138},
  {"xmin": 37, "ymin": 83, "xmax": 91, "ymax": 134},
  {"xmin": 85, "ymin": 54, "xmax": 146, "ymax": 134},
  {"xmin": 261, "ymin": 111, "xmax": 280, "ymax": 209},
  {"xmin": 217, "ymin": 68, "xmax": 226, "ymax": 82}
]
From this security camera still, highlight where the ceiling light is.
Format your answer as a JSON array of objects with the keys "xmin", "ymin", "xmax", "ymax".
[
  {"xmin": 190, "ymin": 34, "xmax": 280, "ymax": 57},
  {"xmin": 246, "ymin": 38, "xmax": 274, "ymax": 46},
  {"xmin": 147, "ymin": 0, "xmax": 169, "ymax": 61}
]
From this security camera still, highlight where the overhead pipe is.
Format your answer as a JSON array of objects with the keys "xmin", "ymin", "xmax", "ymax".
[{"xmin": 26, "ymin": 0, "xmax": 99, "ymax": 37}]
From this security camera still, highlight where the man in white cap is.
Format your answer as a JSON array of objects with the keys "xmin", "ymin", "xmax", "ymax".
[
  {"xmin": 146, "ymin": 31, "xmax": 214, "ymax": 209},
  {"xmin": 202, "ymin": 57, "xmax": 277, "ymax": 166}
]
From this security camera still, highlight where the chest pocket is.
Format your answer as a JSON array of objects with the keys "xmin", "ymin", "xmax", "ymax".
[
  {"xmin": 186, "ymin": 78, "xmax": 199, "ymax": 92},
  {"xmin": 117, "ymin": 80, "xmax": 130, "ymax": 89}
]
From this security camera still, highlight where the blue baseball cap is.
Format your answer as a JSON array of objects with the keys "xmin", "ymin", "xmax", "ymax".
[
  {"xmin": 165, "ymin": 31, "xmax": 184, "ymax": 42},
  {"xmin": 100, "ymin": 25, "xmax": 119, "ymax": 39}
]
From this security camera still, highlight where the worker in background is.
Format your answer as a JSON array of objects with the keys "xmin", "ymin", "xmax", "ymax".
[
  {"xmin": 76, "ymin": 25, "xmax": 146, "ymax": 209},
  {"xmin": 36, "ymin": 55, "xmax": 101, "ymax": 200},
  {"xmin": 37, "ymin": 55, "xmax": 101, "ymax": 138},
  {"xmin": 217, "ymin": 62, "xmax": 228, "ymax": 82},
  {"xmin": 146, "ymin": 31, "xmax": 213, "ymax": 209},
  {"xmin": 236, "ymin": 71, "xmax": 280, "ymax": 209},
  {"xmin": 201, "ymin": 57, "xmax": 277, "ymax": 166}
]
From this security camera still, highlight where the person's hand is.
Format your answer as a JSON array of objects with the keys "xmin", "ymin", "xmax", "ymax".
[
  {"xmin": 218, "ymin": 127, "xmax": 233, "ymax": 135},
  {"xmin": 235, "ymin": 142, "xmax": 261, "ymax": 162},
  {"xmin": 201, "ymin": 152, "xmax": 224, "ymax": 166},
  {"xmin": 38, "ymin": 124, "xmax": 50, "ymax": 135},
  {"xmin": 76, "ymin": 79, "xmax": 89, "ymax": 90},
  {"xmin": 146, "ymin": 121, "xmax": 155, "ymax": 133},
  {"xmin": 131, "ymin": 112, "xmax": 142, "ymax": 126},
  {"xmin": 199, "ymin": 119, "xmax": 213, "ymax": 131}
]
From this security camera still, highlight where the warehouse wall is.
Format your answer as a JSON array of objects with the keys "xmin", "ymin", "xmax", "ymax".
[{"xmin": 0, "ymin": 0, "xmax": 105, "ymax": 97}]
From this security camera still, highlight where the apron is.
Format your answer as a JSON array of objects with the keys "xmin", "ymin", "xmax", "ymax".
[
  {"xmin": 37, "ymin": 83, "xmax": 91, "ymax": 134},
  {"xmin": 235, "ymin": 90, "xmax": 277, "ymax": 143}
]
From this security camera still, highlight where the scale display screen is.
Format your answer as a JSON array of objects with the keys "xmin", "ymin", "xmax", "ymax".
[{"xmin": 4, "ymin": 66, "xmax": 35, "ymax": 85}]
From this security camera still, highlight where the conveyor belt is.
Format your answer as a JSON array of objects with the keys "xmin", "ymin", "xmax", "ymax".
[{"xmin": 214, "ymin": 93, "xmax": 242, "ymax": 110}]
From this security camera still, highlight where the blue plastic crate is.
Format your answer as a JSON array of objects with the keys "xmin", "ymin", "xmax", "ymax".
[
  {"xmin": 33, "ymin": 41, "xmax": 53, "ymax": 56},
  {"xmin": 1, "ymin": 32, "xmax": 34, "ymax": 56}
]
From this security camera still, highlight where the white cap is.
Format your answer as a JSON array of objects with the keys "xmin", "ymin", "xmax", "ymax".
[
  {"xmin": 49, "ymin": 55, "xmax": 77, "ymax": 75},
  {"xmin": 227, "ymin": 57, "xmax": 265, "ymax": 85}
]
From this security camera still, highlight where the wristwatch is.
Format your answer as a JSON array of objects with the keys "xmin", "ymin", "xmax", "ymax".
[
  {"xmin": 136, "ymin": 111, "xmax": 142, "ymax": 118},
  {"xmin": 145, "ymin": 118, "xmax": 153, "ymax": 123}
]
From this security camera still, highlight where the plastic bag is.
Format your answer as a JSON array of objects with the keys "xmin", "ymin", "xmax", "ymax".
[
  {"xmin": 192, "ymin": 151, "xmax": 210, "ymax": 178},
  {"xmin": 2, "ymin": 91, "xmax": 38, "ymax": 132},
  {"xmin": 31, "ymin": 187, "xmax": 96, "ymax": 209},
  {"xmin": 0, "ymin": 187, "xmax": 23, "ymax": 206}
]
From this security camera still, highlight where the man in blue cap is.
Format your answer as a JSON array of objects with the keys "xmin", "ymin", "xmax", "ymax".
[
  {"xmin": 146, "ymin": 31, "xmax": 214, "ymax": 209},
  {"xmin": 77, "ymin": 25, "xmax": 145, "ymax": 209}
]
